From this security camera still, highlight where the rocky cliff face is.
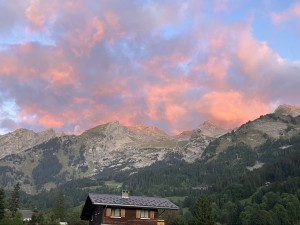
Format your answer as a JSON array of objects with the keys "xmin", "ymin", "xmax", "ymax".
[
  {"xmin": 202, "ymin": 105, "xmax": 300, "ymax": 156},
  {"xmin": 1, "ymin": 104, "xmax": 300, "ymax": 194},
  {"xmin": 180, "ymin": 121, "xmax": 227, "ymax": 162},
  {"xmin": 79, "ymin": 121, "xmax": 177, "ymax": 172},
  {"xmin": 0, "ymin": 128, "xmax": 63, "ymax": 159},
  {"xmin": 78, "ymin": 120, "xmax": 225, "ymax": 170},
  {"xmin": 0, "ymin": 120, "xmax": 225, "ymax": 193}
]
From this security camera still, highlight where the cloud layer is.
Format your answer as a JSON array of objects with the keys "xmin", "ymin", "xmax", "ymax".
[{"xmin": 0, "ymin": 0, "xmax": 300, "ymax": 134}]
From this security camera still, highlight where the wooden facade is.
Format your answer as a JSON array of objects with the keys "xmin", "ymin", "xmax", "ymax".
[
  {"xmin": 81, "ymin": 193, "xmax": 177, "ymax": 225},
  {"xmin": 89, "ymin": 206, "xmax": 160, "ymax": 225}
]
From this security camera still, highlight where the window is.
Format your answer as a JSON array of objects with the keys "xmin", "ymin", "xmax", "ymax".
[
  {"xmin": 111, "ymin": 208, "xmax": 121, "ymax": 217},
  {"xmin": 141, "ymin": 209, "xmax": 150, "ymax": 219}
]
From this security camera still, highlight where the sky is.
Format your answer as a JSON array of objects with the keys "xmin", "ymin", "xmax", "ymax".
[{"xmin": 0, "ymin": 0, "xmax": 300, "ymax": 135}]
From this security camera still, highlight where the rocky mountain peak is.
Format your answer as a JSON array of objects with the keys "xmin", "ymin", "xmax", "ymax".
[
  {"xmin": 12, "ymin": 128, "xmax": 34, "ymax": 135},
  {"xmin": 196, "ymin": 120, "xmax": 227, "ymax": 138},
  {"xmin": 177, "ymin": 130, "xmax": 193, "ymax": 136},
  {"xmin": 274, "ymin": 104, "xmax": 300, "ymax": 117},
  {"xmin": 0, "ymin": 128, "xmax": 62, "ymax": 159},
  {"xmin": 106, "ymin": 120, "xmax": 120, "ymax": 127},
  {"xmin": 128, "ymin": 124, "xmax": 167, "ymax": 136}
]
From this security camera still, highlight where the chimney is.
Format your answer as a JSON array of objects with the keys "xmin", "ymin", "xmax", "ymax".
[{"xmin": 122, "ymin": 190, "xmax": 129, "ymax": 198}]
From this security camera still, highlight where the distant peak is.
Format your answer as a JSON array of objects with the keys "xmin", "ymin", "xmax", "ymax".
[
  {"xmin": 197, "ymin": 120, "xmax": 222, "ymax": 129},
  {"xmin": 195, "ymin": 120, "xmax": 227, "ymax": 138},
  {"xmin": 202, "ymin": 120, "xmax": 215, "ymax": 126},
  {"xmin": 12, "ymin": 128, "xmax": 34, "ymax": 134},
  {"xmin": 106, "ymin": 120, "xmax": 120, "ymax": 126},
  {"xmin": 102, "ymin": 121, "xmax": 122, "ymax": 130},
  {"xmin": 40, "ymin": 129, "xmax": 64, "ymax": 136},
  {"xmin": 129, "ymin": 124, "xmax": 167, "ymax": 136},
  {"xmin": 15, "ymin": 128, "xmax": 31, "ymax": 132},
  {"xmin": 274, "ymin": 104, "xmax": 300, "ymax": 117}
]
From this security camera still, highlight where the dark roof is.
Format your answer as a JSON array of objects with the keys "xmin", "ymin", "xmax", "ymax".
[
  {"xmin": 20, "ymin": 210, "xmax": 34, "ymax": 219},
  {"xmin": 89, "ymin": 193, "xmax": 179, "ymax": 209},
  {"xmin": 81, "ymin": 193, "xmax": 179, "ymax": 220}
]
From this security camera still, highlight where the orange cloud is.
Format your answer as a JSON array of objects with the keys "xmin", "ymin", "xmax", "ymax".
[
  {"xmin": 67, "ymin": 16, "xmax": 105, "ymax": 56},
  {"xmin": 191, "ymin": 55, "xmax": 230, "ymax": 84},
  {"xmin": 2, "ymin": 0, "xmax": 300, "ymax": 136},
  {"xmin": 0, "ymin": 50, "xmax": 40, "ymax": 81},
  {"xmin": 39, "ymin": 114, "xmax": 64, "ymax": 128},
  {"xmin": 19, "ymin": 105, "xmax": 64, "ymax": 129},
  {"xmin": 45, "ymin": 62, "xmax": 75, "ymax": 86},
  {"xmin": 206, "ymin": 56, "xmax": 230, "ymax": 80},
  {"xmin": 164, "ymin": 103, "xmax": 186, "ymax": 124},
  {"xmin": 25, "ymin": 0, "xmax": 45, "ymax": 30},
  {"xmin": 197, "ymin": 90, "xmax": 270, "ymax": 128},
  {"xmin": 25, "ymin": 0, "xmax": 58, "ymax": 31},
  {"xmin": 144, "ymin": 79, "xmax": 191, "ymax": 122}
]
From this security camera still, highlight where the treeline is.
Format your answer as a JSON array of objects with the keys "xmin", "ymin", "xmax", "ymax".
[
  {"xmin": 4, "ymin": 122, "xmax": 300, "ymax": 224},
  {"xmin": 1, "ymin": 183, "xmax": 88, "ymax": 225},
  {"xmin": 115, "ymin": 134, "xmax": 300, "ymax": 224},
  {"xmin": 120, "ymin": 143, "xmax": 257, "ymax": 196},
  {"xmin": 162, "ymin": 156, "xmax": 300, "ymax": 224}
]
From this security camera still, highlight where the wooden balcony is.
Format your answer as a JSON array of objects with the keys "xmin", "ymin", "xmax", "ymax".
[{"xmin": 157, "ymin": 220, "xmax": 165, "ymax": 225}]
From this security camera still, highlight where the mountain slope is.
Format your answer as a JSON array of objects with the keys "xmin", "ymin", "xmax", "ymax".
[
  {"xmin": 123, "ymin": 105, "xmax": 300, "ymax": 195},
  {"xmin": 180, "ymin": 121, "xmax": 227, "ymax": 162},
  {"xmin": 0, "ymin": 128, "xmax": 63, "ymax": 159},
  {"xmin": 0, "ymin": 120, "xmax": 225, "ymax": 194},
  {"xmin": 1, "ymin": 104, "xmax": 300, "ymax": 195}
]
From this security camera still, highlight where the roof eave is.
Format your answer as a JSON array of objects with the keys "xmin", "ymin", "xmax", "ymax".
[{"xmin": 92, "ymin": 202, "xmax": 179, "ymax": 210}]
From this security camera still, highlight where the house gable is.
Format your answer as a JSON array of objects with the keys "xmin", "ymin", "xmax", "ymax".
[{"xmin": 80, "ymin": 193, "xmax": 178, "ymax": 225}]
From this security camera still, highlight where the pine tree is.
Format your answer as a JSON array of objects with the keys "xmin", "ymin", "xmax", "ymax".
[
  {"xmin": 8, "ymin": 183, "xmax": 20, "ymax": 217},
  {"xmin": 193, "ymin": 196, "xmax": 215, "ymax": 225},
  {"xmin": 0, "ymin": 187, "xmax": 5, "ymax": 219},
  {"xmin": 53, "ymin": 189, "xmax": 65, "ymax": 221}
]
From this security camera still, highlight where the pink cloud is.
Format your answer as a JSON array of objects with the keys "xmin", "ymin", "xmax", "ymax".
[
  {"xmin": 193, "ymin": 56, "xmax": 230, "ymax": 80},
  {"xmin": 25, "ymin": 0, "xmax": 45, "ymax": 30},
  {"xmin": 272, "ymin": 3, "xmax": 300, "ymax": 24},
  {"xmin": 197, "ymin": 90, "xmax": 270, "ymax": 128},
  {"xmin": 104, "ymin": 11, "xmax": 120, "ymax": 32},
  {"xmin": 207, "ymin": 56, "xmax": 230, "ymax": 80},
  {"xmin": 64, "ymin": 1, "xmax": 81, "ymax": 13},
  {"xmin": 164, "ymin": 103, "xmax": 187, "ymax": 125},
  {"xmin": 144, "ymin": 79, "xmax": 192, "ymax": 124},
  {"xmin": 39, "ymin": 114, "xmax": 63, "ymax": 128},
  {"xmin": 25, "ymin": 0, "xmax": 58, "ymax": 31},
  {"xmin": 67, "ymin": 16, "xmax": 105, "ymax": 56},
  {"xmin": 45, "ymin": 62, "xmax": 76, "ymax": 86},
  {"xmin": 0, "ymin": 56, "xmax": 17, "ymax": 75},
  {"xmin": 213, "ymin": 0, "xmax": 229, "ymax": 12},
  {"xmin": 236, "ymin": 26, "xmax": 282, "ymax": 79},
  {"xmin": 1, "ymin": 0, "xmax": 300, "ymax": 136},
  {"xmin": 18, "ymin": 105, "xmax": 64, "ymax": 129}
]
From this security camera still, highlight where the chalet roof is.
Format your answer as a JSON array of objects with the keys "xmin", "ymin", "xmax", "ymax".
[
  {"xmin": 81, "ymin": 193, "xmax": 179, "ymax": 220},
  {"xmin": 88, "ymin": 193, "xmax": 179, "ymax": 209},
  {"xmin": 20, "ymin": 210, "xmax": 34, "ymax": 220}
]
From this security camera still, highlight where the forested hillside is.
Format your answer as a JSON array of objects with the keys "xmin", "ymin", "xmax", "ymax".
[
  {"xmin": 13, "ymin": 133, "xmax": 300, "ymax": 225},
  {"xmin": 2, "ymin": 110, "xmax": 300, "ymax": 224}
]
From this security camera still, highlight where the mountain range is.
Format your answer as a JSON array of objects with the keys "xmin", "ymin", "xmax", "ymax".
[{"xmin": 0, "ymin": 104, "xmax": 300, "ymax": 195}]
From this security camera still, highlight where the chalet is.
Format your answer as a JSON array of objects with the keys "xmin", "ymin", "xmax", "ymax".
[
  {"xmin": 20, "ymin": 209, "xmax": 34, "ymax": 222},
  {"xmin": 80, "ymin": 191, "xmax": 179, "ymax": 225}
]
